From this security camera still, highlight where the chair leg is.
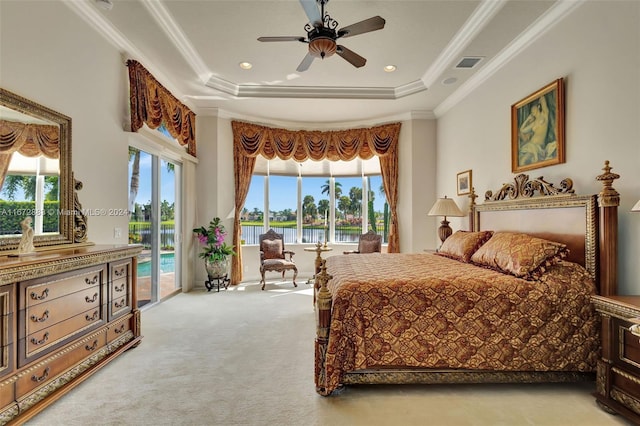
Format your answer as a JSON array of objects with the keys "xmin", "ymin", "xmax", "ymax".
[
  {"xmin": 260, "ymin": 267, "xmax": 266, "ymax": 290},
  {"xmin": 292, "ymin": 267, "xmax": 298, "ymax": 287}
]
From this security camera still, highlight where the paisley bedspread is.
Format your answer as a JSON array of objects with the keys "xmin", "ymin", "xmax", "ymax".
[{"xmin": 321, "ymin": 253, "xmax": 599, "ymax": 394}]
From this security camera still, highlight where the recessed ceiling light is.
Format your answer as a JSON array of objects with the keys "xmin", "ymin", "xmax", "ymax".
[
  {"xmin": 442, "ymin": 77, "xmax": 458, "ymax": 85},
  {"xmin": 383, "ymin": 65, "xmax": 396, "ymax": 73},
  {"xmin": 239, "ymin": 62, "xmax": 253, "ymax": 70}
]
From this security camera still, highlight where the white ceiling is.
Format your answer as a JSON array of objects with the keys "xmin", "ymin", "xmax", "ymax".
[{"xmin": 66, "ymin": 0, "xmax": 574, "ymax": 124}]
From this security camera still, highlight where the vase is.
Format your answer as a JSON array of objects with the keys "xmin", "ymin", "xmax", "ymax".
[{"xmin": 205, "ymin": 257, "xmax": 230, "ymax": 279}]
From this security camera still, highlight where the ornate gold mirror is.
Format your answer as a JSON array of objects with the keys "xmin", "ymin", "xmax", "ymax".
[{"xmin": 0, "ymin": 88, "xmax": 76, "ymax": 251}]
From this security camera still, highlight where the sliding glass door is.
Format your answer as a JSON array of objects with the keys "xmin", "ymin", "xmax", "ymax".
[{"xmin": 128, "ymin": 148, "xmax": 182, "ymax": 307}]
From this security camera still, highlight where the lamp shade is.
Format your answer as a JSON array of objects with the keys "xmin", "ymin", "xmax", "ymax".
[
  {"xmin": 428, "ymin": 196, "xmax": 464, "ymax": 217},
  {"xmin": 632, "ymin": 199, "xmax": 640, "ymax": 212}
]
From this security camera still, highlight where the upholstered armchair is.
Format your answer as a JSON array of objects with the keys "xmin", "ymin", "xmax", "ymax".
[
  {"xmin": 259, "ymin": 229, "xmax": 298, "ymax": 290},
  {"xmin": 343, "ymin": 230, "xmax": 382, "ymax": 254}
]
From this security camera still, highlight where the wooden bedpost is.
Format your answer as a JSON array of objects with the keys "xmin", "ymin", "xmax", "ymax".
[
  {"xmin": 315, "ymin": 259, "xmax": 333, "ymax": 396},
  {"xmin": 468, "ymin": 186, "xmax": 477, "ymax": 231},
  {"xmin": 596, "ymin": 161, "xmax": 620, "ymax": 296}
]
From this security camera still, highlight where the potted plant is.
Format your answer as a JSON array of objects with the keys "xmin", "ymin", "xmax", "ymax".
[{"xmin": 193, "ymin": 217, "xmax": 236, "ymax": 279}]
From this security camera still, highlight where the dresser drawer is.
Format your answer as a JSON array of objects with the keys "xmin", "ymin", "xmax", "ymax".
[
  {"xmin": 613, "ymin": 317, "xmax": 640, "ymax": 375},
  {"xmin": 0, "ymin": 342, "xmax": 14, "ymax": 379},
  {"xmin": 23, "ymin": 285, "xmax": 102, "ymax": 336},
  {"xmin": 109, "ymin": 292, "xmax": 131, "ymax": 320},
  {"xmin": 20, "ymin": 307, "xmax": 105, "ymax": 365},
  {"xmin": 20, "ymin": 265, "xmax": 106, "ymax": 309},
  {"xmin": 16, "ymin": 330, "xmax": 107, "ymax": 398},
  {"xmin": 0, "ymin": 372, "xmax": 15, "ymax": 412},
  {"xmin": 107, "ymin": 314, "xmax": 132, "ymax": 343},
  {"xmin": 110, "ymin": 259, "xmax": 132, "ymax": 284},
  {"xmin": 0, "ymin": 285, "xmax": 15, "ymax": 378}
]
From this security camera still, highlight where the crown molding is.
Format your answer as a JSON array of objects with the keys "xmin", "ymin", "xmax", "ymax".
[
  {"xmin": 66, "ymin": 0, "xmax": 583, "ymax": 110},
  {"xmin": 64, "ymin": 0, "xmax": 198, "ymax": 111},
  {"xmin": 421, "ymin": 0, "xmax": 507, "ymax": 87},
  {"xmin": 434, "ymin": 0, "xmax": 585, "ymax": 117}
]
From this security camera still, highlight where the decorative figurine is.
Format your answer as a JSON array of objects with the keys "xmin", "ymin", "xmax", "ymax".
[{"xmin": 17, "ymin": 216, "xmax": 36, "ymax": 254}]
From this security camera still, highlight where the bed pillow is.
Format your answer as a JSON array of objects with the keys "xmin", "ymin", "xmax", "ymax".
[
  {"xmin": 470, "ymin": 232, "xmax": 568, "ymax": 280},
  {"xmin": 436, "ymin": 230, "xmax": 494, "ymax": 262}
]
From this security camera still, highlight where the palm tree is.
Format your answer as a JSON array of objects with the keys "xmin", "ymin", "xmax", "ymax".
[
  {"xmin": 302, "ymin": 195, "xmax": 317, "ymax": 223},
  {"xmin": 348, "ymin": 187, "xmax": 362, "ymax": 216},
  {"xmin": 320, "ymin": 179, "xmax": 342, "ymax": 199},
  {"xmin": 338, "ymin": 195, "xmax": 351, "ymax": 218},
  {"xmin": 128, "ymin": 147, "xmax": 141, "ymax": 217},
  {"xmin": 317, "ymin": 199, "xmax": 329, "ymax": 219}
]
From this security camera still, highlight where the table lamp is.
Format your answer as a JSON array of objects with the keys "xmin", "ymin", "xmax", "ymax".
[{"xmin": 428, "ymin": 196, "xmax": 465, "ymax": 244}]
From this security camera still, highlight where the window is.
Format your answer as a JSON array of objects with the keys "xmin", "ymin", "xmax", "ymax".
[
  {"xmin": 0, "ymin": 152, "xmax": 59, "ymax": 235},
  {"xmin": 241, "ymin": 157, "xmax": 387, "ymax": 245}
]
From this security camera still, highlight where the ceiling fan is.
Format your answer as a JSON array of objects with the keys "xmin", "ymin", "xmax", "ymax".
[{"xmin": 257, "ymin": 0, "xmax": 386, "ymax": 72}]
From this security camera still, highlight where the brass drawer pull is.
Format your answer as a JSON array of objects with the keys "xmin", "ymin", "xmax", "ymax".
[
  {"xmin": 115, "ymin": 283, "xmax": 126, "ymax": 292},
  {"xmin": 31, "ymin": 367, "xmax": 50, "ymax": 383},
  {"xmin": 114, "ymin": 324, "xmax": 125, "ymax": 334},
  {"xmin": 31, "ymin": 332, "xmax": 50, "ymax": 346},
  {"xmin": 30, "ymin": 288, "xmax": 49, "ymax": 301},
  {"xmin": 30, "ymin": 309, "xmax": 50, "ymax": 323},
  {"xmin": 85, "ymin": 340, "xmax": 98, "ymax": 351},
  {"xmin": 85, "ymin": 293, "xmax": 98, "ymax": 303},
  {"xmin": 85, "ymin": 275, "xmax": 99, "ymax": 285},
  {"xmin": 114, "ymin": 299, "xmax": 126, "ymax": 309},
  {"xmin": 630, "ymin": 324, "xmax": 640, "ymax": 338},
  {"xmin": 85, "ymin": 310, "xmax": 99, "ymax": 321},
  {"xmin": 114, "ymin": 268, "xmax": 126, "ymax": 277}
]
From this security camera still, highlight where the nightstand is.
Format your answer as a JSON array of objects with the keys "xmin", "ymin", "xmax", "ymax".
[{"xmin": 592, "ymin": 295, "xmax": 640, "ymax": 424}]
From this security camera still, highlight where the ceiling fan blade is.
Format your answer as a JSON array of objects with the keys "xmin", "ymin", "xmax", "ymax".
[
  {"xmin": 296, "ymin": 53, "xmax": 315, "ymax": 72},
  {"xmin": 337, "ymin": 16, "xmax": 386, "ymax": 38},
  {"xmin": 336, "ymin": 45, "xmax": 366, "ymax": 68},
  {"xmin": 258, "ymin": 36, "xmax": 306, "ymax": 42},
  {"xmin": 298, "ymin": 0, "xmax": 322, "ymax": 26}
]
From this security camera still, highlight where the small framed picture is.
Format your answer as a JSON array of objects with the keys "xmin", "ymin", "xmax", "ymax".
[
  {"xmin": 511, "ymin": 78, "xmax": 565, "ymax": 173},
  {"xmin": 456, "ymin": 170, "xmax": 472, "ymax": 196}
]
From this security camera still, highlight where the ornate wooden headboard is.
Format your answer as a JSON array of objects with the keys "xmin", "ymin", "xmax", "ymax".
[{"xmin": 470, "ymin": 161, "xmax": 620, "ymax": 296}]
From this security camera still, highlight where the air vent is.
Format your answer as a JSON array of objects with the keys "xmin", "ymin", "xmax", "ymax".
[{"xmin": 455, "ymin": 57, "xmax": 483, "ymax": 69}]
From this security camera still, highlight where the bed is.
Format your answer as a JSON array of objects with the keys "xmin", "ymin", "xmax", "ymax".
[{"xmin": 314, "ymin": 162, "xmax": 620, "ymax": 396}]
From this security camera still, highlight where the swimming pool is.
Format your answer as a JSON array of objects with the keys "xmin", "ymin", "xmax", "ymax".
[{"xmin": 137, "ymin": 252, "xmax": 175, "ymax": 277}]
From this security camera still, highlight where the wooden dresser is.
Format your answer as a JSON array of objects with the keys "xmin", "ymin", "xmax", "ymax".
[
  {"xmin": 592, "ymin": 295, "xmax": 640, "ymax": 424},
  {"xmin": 0, "ymin": 244, "xmax": 142, "ymax": 425}
]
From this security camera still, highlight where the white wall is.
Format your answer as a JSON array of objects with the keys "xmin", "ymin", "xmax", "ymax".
[
  {"xmin": 436, "ymin": 1, "xmax": 640, "ymax": 294},
  {"xmin": 1, "ymin": 2, "xmax": 200, "ymax": 293},
  {"xmin": 1, "ymin": 1, "xmax": 131, "ymax": 244}
]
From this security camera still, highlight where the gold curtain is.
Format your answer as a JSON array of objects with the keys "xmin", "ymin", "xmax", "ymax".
[
  {"xmin": 126, "ymin": 59, "xmax": 197, "ymax": 156},
  {"xmin": 231, "ymin": 120, "xmax": 401, "ymax": 284},
  {"xmin": 0, "ymin": 119, "xmax": 60, "ymax": 188}
]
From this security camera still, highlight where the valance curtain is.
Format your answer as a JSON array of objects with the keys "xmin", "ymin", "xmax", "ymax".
[
  {"xmin": 231, "ymin": 120, "xmax": 401, "ymax": 285},
  {"xmin": 126, "ymin": 59, "xmax": 197, "ymax": 156},
  {"xmin": 0, "ymin": 119, "xmax": 60, "ymax": 188}
]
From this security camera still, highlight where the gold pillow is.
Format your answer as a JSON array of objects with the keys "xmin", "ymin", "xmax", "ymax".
[
  {"xmin": 436, "ymin": 230, "xmax": 493, "ymax": 262},
  {"xmin": 470, "ymin": 232, "xmax": 568, "ymax": 280}
]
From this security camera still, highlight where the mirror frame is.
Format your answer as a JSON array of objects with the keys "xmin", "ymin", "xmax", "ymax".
[{"xmin": 0, "ymin": 88, "xmax": 74, "ymax": 251}]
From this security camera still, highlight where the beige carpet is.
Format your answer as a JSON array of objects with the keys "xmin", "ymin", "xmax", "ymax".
[{"xmin": 26, "ymin": 279, "xmax": 631, "ymax": 426}]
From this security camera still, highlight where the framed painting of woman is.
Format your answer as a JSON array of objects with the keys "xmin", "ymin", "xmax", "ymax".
[{"xmin": 511, "ymin": 78, "xmax": 565, "ymax": 173}]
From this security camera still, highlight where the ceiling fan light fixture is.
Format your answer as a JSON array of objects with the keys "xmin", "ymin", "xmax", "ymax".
[{"xmin": 308, "ymin": 37, "xmax": 337, "ymax": 59}]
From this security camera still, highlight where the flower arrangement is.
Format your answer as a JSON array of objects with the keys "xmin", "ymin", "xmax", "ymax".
[{"xmin": 193, "ymin": 217, "xmax": 236, "ymax": 262}]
